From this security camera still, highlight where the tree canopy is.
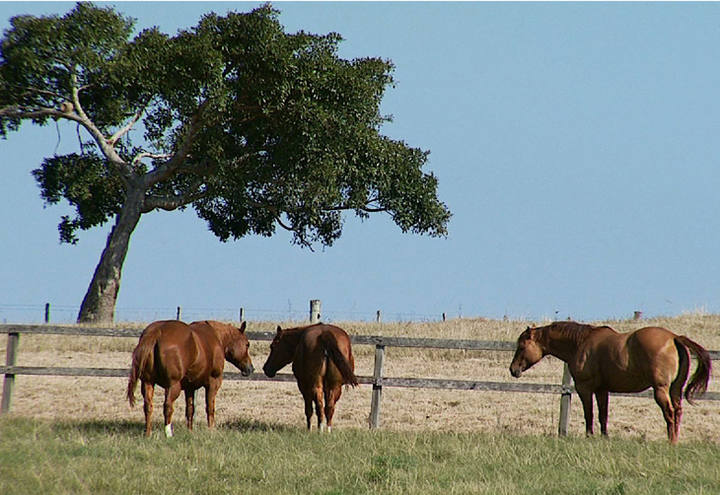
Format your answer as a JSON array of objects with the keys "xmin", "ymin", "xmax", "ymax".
[{"xmin": 0, "ymin": 3, "xmax": 451, "ymax": 322}]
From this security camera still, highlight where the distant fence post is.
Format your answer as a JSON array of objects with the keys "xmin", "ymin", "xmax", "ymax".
[
  {"xmin": 369, "ymin": 344, "xmax": 386, "ymax": 429},
  {"xmin": 376, "ymin": 310, "xmax": 381, "ymax": 323},
  {"xmin": 558, "ymin": 363, "xmax": 573, "ymax": 436},
  {"xmin": 633, "ymin": 311, "xmax": 642, "ymax": 321},
  {"xmin": 239, "ymin": 307, "xmax": 245, "ymax": 322},
  {"xmin": 1, "ymin": 332, "xmax": 19, "ymax": 414},
  {"xmin": 44, "ymin": 303, "xmax": 50, "ymax": 324},
  {"xmin": 176, "ymin": 306, "xmax": 182, "ymax": 321},
  {"xmin": 310, "ymin": 300, "xmax": 321, "ymax": 323}
]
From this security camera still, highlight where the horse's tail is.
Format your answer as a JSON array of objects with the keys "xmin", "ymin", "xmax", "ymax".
[
  {"xmin": 127, "ymin": 327, "xmax": 161, "ymax": 407},
  {"xmin": 320, "ymin": 331, "xmax": 359, "ymax": 387},
  {"xmin": 675, "ymin": 335, "xmax": 712, "ymax": 405}
]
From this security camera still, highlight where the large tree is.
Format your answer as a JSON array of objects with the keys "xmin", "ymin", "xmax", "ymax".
[{"xmin": 0, "ymin": 3, "xmax": 451, "ymax": 324}]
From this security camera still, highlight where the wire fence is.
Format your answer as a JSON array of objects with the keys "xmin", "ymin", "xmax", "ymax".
[{"xmin": 0, "ymin": 303, "xmax": 452, "ymax": 325}]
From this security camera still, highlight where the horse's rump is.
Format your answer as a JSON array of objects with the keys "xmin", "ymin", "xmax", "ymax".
[
  {"xmin": 127, "ymin": 323, "xmax": 166, "ymax": 407},
  {"xmin": 319, "ymin": 330, "xmax": 359, "ymax": 387}
]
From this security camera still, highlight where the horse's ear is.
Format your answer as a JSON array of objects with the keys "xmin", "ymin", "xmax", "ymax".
[
  {"xmin": 276, "ymin": 325, "xmax": 282, "ymax": 334},
  {"xmin": 238, "ymin": 321, "xmax": 247, "ymax": 333}
]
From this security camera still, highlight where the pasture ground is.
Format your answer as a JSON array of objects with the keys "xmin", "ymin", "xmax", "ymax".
[
  {"xmin": 1, "ymin": 416, "xmax": 719, "ymax": 495},
  {"xmin": 2, "ymin": 314, "xmax": 719, "ymax": 493},
  {"xmin": 2, "ymin": 313, "xmax": 718, "ymax": 442}
]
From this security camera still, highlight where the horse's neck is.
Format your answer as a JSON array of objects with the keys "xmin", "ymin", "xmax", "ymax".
[
  {"xmin": 213, "ymin": 326, "xmax": 234, "ymax": 350},
  {"xmin": 542, "ymin": 328, "xmax": 580, "ymax": 363},
  {"xmin": 281, "ymin": 328, "xmax": 304, "ymax": 351}
]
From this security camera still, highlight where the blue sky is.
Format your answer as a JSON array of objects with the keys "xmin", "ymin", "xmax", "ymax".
[{"xmin": 2, "ymin": 2, "xmax": 720, "ymax": 324}]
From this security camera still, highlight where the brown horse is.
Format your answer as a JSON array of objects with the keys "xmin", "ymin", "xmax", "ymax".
[
  {"xmin": 262, "ymin": 323, "xmax": 358, "ymax": 431},
  {"xmin": 509, "ymin": 321, "xmax": 711, "ymax": 443},
  {"xmin": 127, "ymin": 320, "xmax": 254, "ymax": 437}
]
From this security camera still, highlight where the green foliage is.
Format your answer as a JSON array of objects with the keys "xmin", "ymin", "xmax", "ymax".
[
  {"xmin": 1, "ymin": 2, "xmax": 450, "ymax": 247},
  {"xmin": 2, "ymin": 417, "xmax": 719, "ymax": 495},
  {"xmin": 31, "ymin": 152, "xmax": 124, "ymax": 243},
  {"xmin": 0, "ymin": 3, "xmax": 135, "ymax": 131}
]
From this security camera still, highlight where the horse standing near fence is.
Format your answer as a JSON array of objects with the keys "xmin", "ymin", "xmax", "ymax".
[
  {"xmin": 509, "ymin": 321, "xmax": 711, "ymax": 443},
  {"xmin": 262, "ymin": 323, "xmax": 358, "ymax": 431},
  {"xmin": 127, "ymin": 320, "xmax": 254, "ymax": 437}
]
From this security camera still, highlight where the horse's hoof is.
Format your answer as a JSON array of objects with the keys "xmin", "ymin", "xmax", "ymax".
[{"xmin": 165, "ymin": 424, "xmax": 173, "ymax": 438}]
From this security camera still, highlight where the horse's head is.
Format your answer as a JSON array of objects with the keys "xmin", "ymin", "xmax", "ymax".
[
  {"xmin": 225, "ymin": 321, "xmax": 254, "ymax": 376},
  {"xmin": 509, "ymin": 326, "xmax": 544, "ymax": 378},
  {"xmin": 263, "ymin": 325, "xmax": 294, "ymax": 378}
]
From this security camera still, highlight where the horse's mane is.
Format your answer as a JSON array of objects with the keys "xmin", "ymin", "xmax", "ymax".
[{"xmin": 539, "ymin": 321, "xmax": 606, "ymax": 346}]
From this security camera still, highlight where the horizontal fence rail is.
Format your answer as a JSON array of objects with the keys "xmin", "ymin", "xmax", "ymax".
[{"xmin": 2, "ymin": 324, "xmax": 719, "ymax": 433}]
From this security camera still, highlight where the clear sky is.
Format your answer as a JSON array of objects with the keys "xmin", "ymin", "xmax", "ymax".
[{"xmin": 2, "ymin": 2, "xmax": 720, "ymax": 324}]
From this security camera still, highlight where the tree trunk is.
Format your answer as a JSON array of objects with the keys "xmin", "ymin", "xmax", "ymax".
[{"xmin": 77, "ymin": 186, "xmax": 145, "ymax": 324}]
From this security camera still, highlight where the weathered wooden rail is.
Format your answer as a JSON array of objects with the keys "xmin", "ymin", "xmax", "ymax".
[{"xmin": 2, "ymin": 324, "xmax": 719, "ymax": 434}]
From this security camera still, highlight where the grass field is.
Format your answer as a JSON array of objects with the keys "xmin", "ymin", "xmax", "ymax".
[
  {"xmin": 1, "ymin": 416, "xmax": 719, "ymax": 495},
  {"xmin": 1, "ymin": 314, "xmax": 719, "ymax": 493}
]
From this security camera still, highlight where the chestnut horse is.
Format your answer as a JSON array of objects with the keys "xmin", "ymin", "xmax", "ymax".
[
  {"xmin": 127, "ymin": 320, "xmax": 254, "ymax": 437},
  {"xmin": 509, "ymin": 321, "xmax": 711, "ymax": 443},
  {"xmin": 262, "ymin": 323, "xmax": 358, "ymax": 431}
]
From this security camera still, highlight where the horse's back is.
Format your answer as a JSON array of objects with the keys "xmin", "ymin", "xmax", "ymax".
[{"xmin": 188, "ymin": 320, "xmax": 226, "ymax": 375}]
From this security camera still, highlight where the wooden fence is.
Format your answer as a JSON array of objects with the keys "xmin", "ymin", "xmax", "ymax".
[{"xmin": 2, "ymin": 324, "xmax": 719, "ymax": 434}]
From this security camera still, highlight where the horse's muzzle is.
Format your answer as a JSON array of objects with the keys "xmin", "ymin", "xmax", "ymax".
[
  {"xmin": 510, "ymin": 366, "xmax": 522, "ymax": 378},
  {"xmin": 262, "ymin": 365, "xmax": 276, "ymax": 378},
  {"xmin": 241, "ymin": 364, "xmax": 254, "ymax": 377}
]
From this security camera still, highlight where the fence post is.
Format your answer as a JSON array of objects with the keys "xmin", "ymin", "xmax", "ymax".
[
  {"xmin": 1, "ymin": 332, "xmax": 19, "ymax": 414},
  {"xmin": 239, "ymin": 307, "xmax": 245, "ymax": 322},
  {"xmin": 369, "ymin": 344, "xmax": 386, "ymax": 429},
  {"xmin": 558, "ymin": 362, "xmax": 573, "ymax": 436},
  {"xmin": 44, "ymin": 303, "xmax": 50, "ymax": 323},
  {"xmin": 376, "ymin": 310, "xmax": 381, "ymax": 323},
  {"xmin": 309, "ymin": 300, "xmax": 321, "ymax": 323},
  {"xmin": 176, "ymin": 306, "xmax": 182, "ymax": 321}
]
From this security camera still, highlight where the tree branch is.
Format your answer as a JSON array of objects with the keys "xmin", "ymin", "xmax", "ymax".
[
  {"xmin": 132, "ymin": 152, "xmax": 173, "ymax": 167},
  {"xmin": 141, "ymin": 185, "xmax": 208, "ymax": 213},
  {"xmin": 0, "ymin": 106, "xmax": 82, "ymax": 123},
  {"xmin": 108, "ymin": 106, "xmax": 146, "ymax": 146},
  {"xmin": 143, "ymin": 99, "xmax": 212, "ymax": 187}
]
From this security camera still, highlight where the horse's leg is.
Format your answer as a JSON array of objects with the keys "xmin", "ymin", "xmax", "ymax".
[
  {"xmin": 313, "ymin": 385, "xmax": 326, "ymax": 432},
  {"xmin": 141, "ymin": 381, "xmax": 154, "ymax": 437},
  {"xmin": 670, "ymin": 346, "xmax": 690, "ymax": 442},
  {"xmin": 205, "ymin": 377, "xmax": 221, "ymax": 428},
  {"xmin": 595, "ymin": 390, "xmax": 610, "ymax": 437},
  {"xmin": 653, "ymin": 385, "xmax": 676, "ymax": 444},
  {"xmin": 669, "ymin": 384, "xmax": 684, "ymax": 441},
  {"xmin": 163, "ymin": 381, "xmax": 182, "ymax": 438},
  {"xmin": 299, "ymin": 386, "xmax": 314, "ymax": 430},
  {"xmin": 324, "ymin": 385, "xmax": 342, "ymax": 432},
  {"xmin": 185, "ymin": 389, "xmax": 195, "ymax": 431},
  {"xmin": 576, "ymin": 387, "xmax": 595, "ymax": 436}
]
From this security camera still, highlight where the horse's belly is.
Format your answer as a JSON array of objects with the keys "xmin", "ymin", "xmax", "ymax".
[{"xmin": 604, "ymin": 375, "xmax": 651, "ymax": 394}]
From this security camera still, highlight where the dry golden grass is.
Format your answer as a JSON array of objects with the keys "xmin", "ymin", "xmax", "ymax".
[{"xmin": 2, "ymin": 313, "xmax": 719, "ymax": 442}]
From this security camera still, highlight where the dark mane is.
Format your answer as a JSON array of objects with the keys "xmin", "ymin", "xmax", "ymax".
[{"xmin": 539, "ymin": 321, "xmax": 606, "ymax": 346}]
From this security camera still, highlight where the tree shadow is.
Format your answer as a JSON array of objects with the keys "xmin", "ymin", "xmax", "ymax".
[
  {"xmin": 51, "ymin": 419, "xmax": 144, "ymax": 436},
  {"xmin": 219, "ymin": 418, "xmax": 297, "ymax": 433}
]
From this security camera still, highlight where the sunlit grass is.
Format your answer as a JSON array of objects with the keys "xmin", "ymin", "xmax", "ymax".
[{"xmin": 1, "ymin": 417, "xmax": 718, "ymax": 495}]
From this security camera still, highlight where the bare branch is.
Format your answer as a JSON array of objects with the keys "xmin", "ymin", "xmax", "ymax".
[
  {"xmin": 108, "ymin": 106, "xmax": 146, "ymax": 146},
  {"xmin": 132, "ymin": 152, "xmax": 172, "ymax": 167},
  {"xmin": 141, "ymin": 187, "xmax": 208, "ymax": 213},
  {"xmin": 143, "ymin": 99, "xmax": 212, "ymax": 187},
  {"xmin": 322, "ymin": 196, "xmax": 387, "ymax": 213},
  {"xmin": 0, "ymin": 106, "xmax": 83, "ymax": 123}
]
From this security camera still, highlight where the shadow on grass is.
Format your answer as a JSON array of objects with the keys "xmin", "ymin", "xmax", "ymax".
[
  {"xmin": 219, "ymin": 418, "xmax": 298, "ymax": 433},
  {"xmin": 35, "ymin": 417, "xmax": 299, "ymax": 437},
  {"xmin": 50, "ymin": 419, "xmax": 144, "ymax": 436}
]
